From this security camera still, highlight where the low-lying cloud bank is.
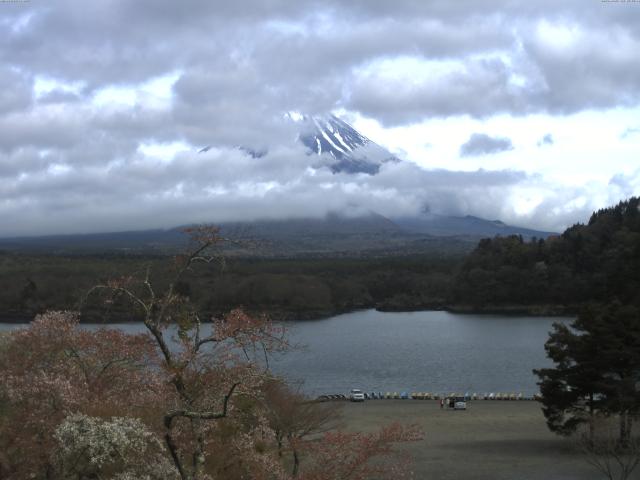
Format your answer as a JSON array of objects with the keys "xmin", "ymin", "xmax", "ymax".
[{"xmin": 2, "ymin": 137, "xmax": 639, "ymax": 236}]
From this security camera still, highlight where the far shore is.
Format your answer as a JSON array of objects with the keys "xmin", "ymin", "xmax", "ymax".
[
  {"xmin": 0, "ymin": 304, "xmax": 576, "ymax": 325},
  {"xmin": 378, "ymin": 303, "xmax": 576, "ymax": 316}
]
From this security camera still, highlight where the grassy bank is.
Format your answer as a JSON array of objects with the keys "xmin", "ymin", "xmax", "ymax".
[{"xmin": 340, "ymin": 401, "xmax": 600, "ymax": 480}]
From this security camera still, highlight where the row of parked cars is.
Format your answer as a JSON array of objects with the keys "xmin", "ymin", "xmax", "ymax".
[
  {"xmin": 317, "ymin": 390, "xmax": 536, "ymax": 403},
  {"xmin": 347, "ymin": 390, "xmax": 467, "ymax": 409},
  {"xmin": 355, "ymin": 391, "xmax": 532, "ymax": 401},
  {"xmin": 314, "ymin": 390, "xmax": 370, "ymax": 402},
  {"xmin": 349, "ymin": 390, "xmax": 411, "ymax": 401}
]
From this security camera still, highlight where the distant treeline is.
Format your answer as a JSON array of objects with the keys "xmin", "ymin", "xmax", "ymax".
[
  {"xmin": 0, "ymin": 252, "xmax": 460, "ymax": 322},
  {"xmin": 452, "ymin": 197, "xmax": 640, "ymax": 311},
  {"xmin": 3, "ymin": 197, "xmax": 639, "ymax": 321}
]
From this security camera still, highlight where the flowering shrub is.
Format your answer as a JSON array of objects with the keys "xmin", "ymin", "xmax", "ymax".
[{"xmin": 54, "ymin": 413, "xmax": 179, "ymax": 479}]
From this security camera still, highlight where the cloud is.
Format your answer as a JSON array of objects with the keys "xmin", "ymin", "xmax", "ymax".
[
  {"xmin": 0, "ymin": 67, "xmax": 32, "ymax": 115},
  {"xmin": 0, "ymin": 135, "xmax": 531, "ymax": 236},
  {"xmin": 508, "ymin": 170, "xmax": 640, "ymax": 233},
  {"xmin": 0, "ymin": 1, "xmax": 638, "ymax": 236},
  {"xmin": 621, "ymin": 127, "xmax": 640, "ymax": 139},
  {"xmin": 0, "ymin": 119, "xmax": 630, "ymax": 237},
  {"xmin": 348, "ymin": 56, "xmax": 526, "ymax": 124},
  {"xmin": 460, "ymin": 133, "xmax": 514, "ymax": 157},
  {"xmin": 2, "ymin": 1, "xmax": 639, "ymax": 125},
  {"xmin": 537, "ymin": 133, "xmax": 554, "ymax": 146},
  {"xmin": 609, "ymin": 169, "xmax": 640, "ymax": 197}
]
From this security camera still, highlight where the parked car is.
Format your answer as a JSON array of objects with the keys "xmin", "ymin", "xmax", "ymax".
[
  {"xmin": 454, "ymin": 396, "xmax": 467, "ymax": 410},
  {"xmin": 349, "ymin": 389, "xmax": 365, "ymax": 402}
]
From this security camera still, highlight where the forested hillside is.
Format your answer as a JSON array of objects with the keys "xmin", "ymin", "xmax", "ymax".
[
  {"xmin": 453, "ymin": 197, "xmax": 640, "ymax": 310},
  {"xmin": 3, "ymin": 198, "xmax": 638, "ymax": 321},
  {"xmin": 0, "ymin": 253, "xmax": 459, "ymax": 322}
]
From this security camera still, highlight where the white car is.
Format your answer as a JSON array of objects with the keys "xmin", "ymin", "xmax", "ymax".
[
  {"xmin": 350, "ymin": 389, "xmax": 365, "ymax": 402},
  {"xmin": 454, "ymin": 396, "xmax": 467, "ymax": 410}
]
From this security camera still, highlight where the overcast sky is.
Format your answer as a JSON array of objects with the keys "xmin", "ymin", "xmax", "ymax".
[{"xmin": 1, "ymin": 0, "xmax": 639, "ymax": 236}]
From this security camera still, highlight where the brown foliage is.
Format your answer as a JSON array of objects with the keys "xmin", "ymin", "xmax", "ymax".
[
  {"xmin": 0, "ymin": 311, "xmax": 162, "ymax": 479},
  {"xmin": 300, "ymin": 422, "xmax": 424, "ymax": 480}
]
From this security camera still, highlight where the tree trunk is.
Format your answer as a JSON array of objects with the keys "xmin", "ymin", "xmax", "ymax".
[
  {"xmin": 276, "ymin": 429, "xmax": 284, "ymax": 457},
  {"xmin": 292, "ymin": 448, "xmax": 300, "ymax": 477},
  {"xmin": 626, "ymin": 414, "xmax": 633, "ymax": 443},
  {"xmin": 193, "ymin": 419, "xmax": 206, "ymax": 480},
  {"xmin": 619, "ymin": 411, "xmax": 630, "ymax": 447},
  {"xmin": 588, "ymin": 394, "xmax": 595, "ymax": 445},
  {"xmin": 194, "ymin": 451, "xmax": 205, "ymax": 480},
  {"xmin": 164, "ymin": 418, "xmax": 189, "ymax": 480},
  {"xmin": 289, "ymin": 434, "xmax": 300, "ymax": 477}
]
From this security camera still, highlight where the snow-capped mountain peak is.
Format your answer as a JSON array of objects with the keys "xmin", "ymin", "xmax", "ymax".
[{"xmin": 293, "ymin": 113, "xmax": 399, "ymax": 175}]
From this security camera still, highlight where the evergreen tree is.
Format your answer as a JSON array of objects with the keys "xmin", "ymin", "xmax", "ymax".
[
  {"xmin": 591, "ymin": 303, "xmax": 640, "ymax": 445},
  {"xmin": 534, "ymin": 303, "xmax": 640, "ymax": 443},
  {"xmin": 534, "ymin": 311, "xmax": 605, "ymax": 438}
]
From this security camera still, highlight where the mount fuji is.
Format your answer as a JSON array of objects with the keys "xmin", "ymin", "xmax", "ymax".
[{"xmin": 294, "ymin": 114, "xmax": 399, "ymax": 174}]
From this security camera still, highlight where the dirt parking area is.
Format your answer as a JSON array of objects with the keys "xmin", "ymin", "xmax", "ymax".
[{"xmin": 339, "ymin": 400, "xmax": 603, "ymax": 480}]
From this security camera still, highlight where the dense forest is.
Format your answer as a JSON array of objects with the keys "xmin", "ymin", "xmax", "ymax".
[
  {"xmin": 0, "ymin": 253, "xmax": 459, "ymax": 322},
  {"xmin": 452, "ymin": 197, "xmax": 640, "ymax": 311},
  {"xmin": 2, "ymin": 197, "xmax": 638, "ymax": 321}
]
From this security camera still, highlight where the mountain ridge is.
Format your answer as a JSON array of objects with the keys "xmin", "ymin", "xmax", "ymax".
[{"xmin": 0, "ymin": 212, "xmax": 556, "ymax": 256}]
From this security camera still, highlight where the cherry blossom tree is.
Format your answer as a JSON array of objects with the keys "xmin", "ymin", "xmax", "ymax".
[
  {"xmin": 86, "ymin": 226, "xmax": 289, "ymax": 480},
  {"xmin": 261, "ymin": 379, "xmax": 341, "ymax": 476},
  {"xmin": 0, "ymin": 311, "xmax": 162, "ymax": 479},
  {"xmin": 84, "ymin": 226, "xmax": 423, "ymax": 480}
]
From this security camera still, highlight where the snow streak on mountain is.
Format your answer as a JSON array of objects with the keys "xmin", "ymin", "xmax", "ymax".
[{"xmin": 296, "ymin": 114, "xmax": 399, "ymax": 174}]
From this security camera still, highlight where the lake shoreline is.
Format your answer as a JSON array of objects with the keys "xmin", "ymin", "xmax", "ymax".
[{"xmin": 0, "ymin": 303, "xmax": 576, "ymax": 324}]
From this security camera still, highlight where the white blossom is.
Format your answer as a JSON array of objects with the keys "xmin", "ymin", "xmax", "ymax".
[{"xmin": 53, "ymin": 414, "xmax": 179, "ymax": 480}]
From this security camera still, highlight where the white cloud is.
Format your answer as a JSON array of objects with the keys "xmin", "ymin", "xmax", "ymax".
[
  {"xmin": 33, "ymin": 76, "xmax": 84, "ymax": 100},
  {"xmin": 91, "ymin": 71, "xmax": 180, "ymax": 110},
  {"xmin": 137, "ymin": 141, "xmax": 192, "ymax": 164}
]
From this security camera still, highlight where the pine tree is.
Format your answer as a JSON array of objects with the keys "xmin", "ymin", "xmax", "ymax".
[{"xmin": 534, "ymin": 303, "xmax": 640, "ymax": 443}]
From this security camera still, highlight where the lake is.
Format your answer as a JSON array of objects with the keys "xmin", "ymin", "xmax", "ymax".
[{"xmin": 0, "ymin": 309, "xmax": 570, "ymax": 397}]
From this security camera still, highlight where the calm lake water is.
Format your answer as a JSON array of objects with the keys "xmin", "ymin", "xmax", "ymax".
[{"xmin": 0, "ymin": 309, "xmax": 571, "ymax": 397}]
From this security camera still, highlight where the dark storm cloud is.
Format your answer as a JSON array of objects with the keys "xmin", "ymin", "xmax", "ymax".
[
  {"xmin": 0, "ymin": 0, "xmax": 638, "ymax": 235},
  {"xmin": 460, "ymin": 134, "xmax": 514, "ymax": 157}
]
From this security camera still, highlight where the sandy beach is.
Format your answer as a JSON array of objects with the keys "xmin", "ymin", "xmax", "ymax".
[{"xmin": 339, "ymin": 400, "xmax": 603, "ymax": 480}]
